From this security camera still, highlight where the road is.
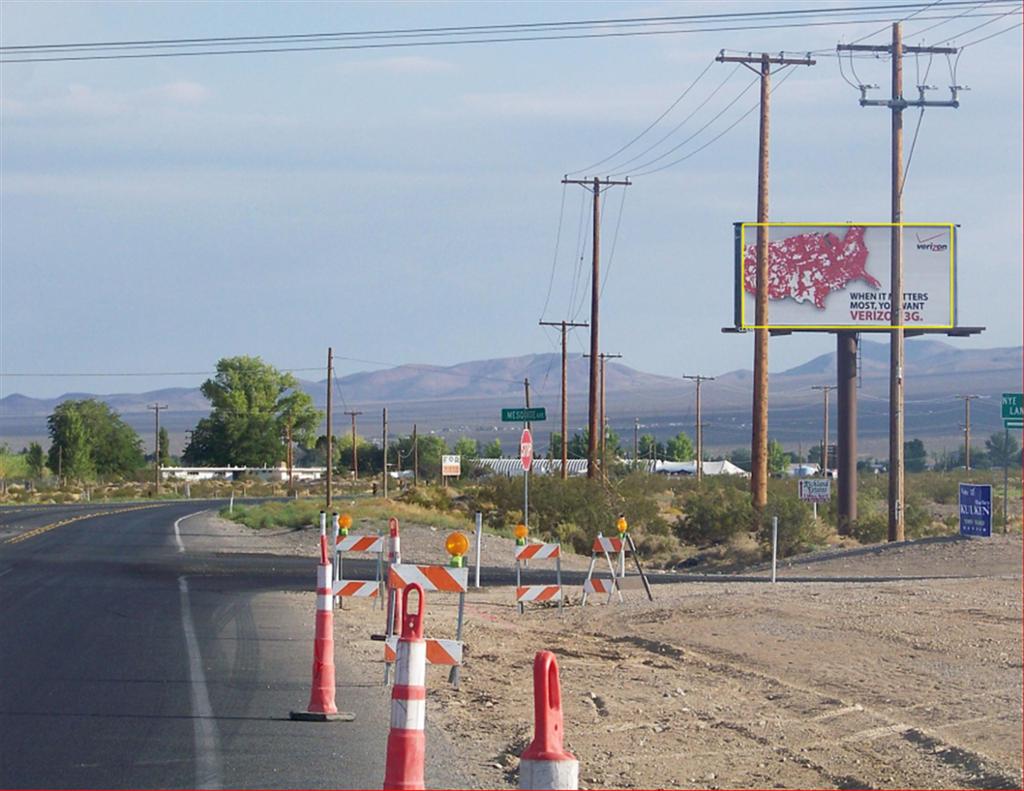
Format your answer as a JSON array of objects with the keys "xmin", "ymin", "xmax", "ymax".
[{"xmin": 0, "ymin": 501, "xmax": 464, "ymax": 790}]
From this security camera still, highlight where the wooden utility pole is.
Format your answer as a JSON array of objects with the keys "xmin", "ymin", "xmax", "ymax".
[
  {"xmin": 955, "ymin": 394, "xmax": 981, "ymax": 471},
  {"xmin": 148, "ymin": 403, "xmax": 167, "ymax": 494},
  {"xmin": 326, "ymin": 347, "xmax": 333, "ymax": 508},
  {"xmin": 812, "ymin": 385, "xmax": 836, "ymax": 475},
  {"xmin": 634, "ymin": 418, "xmax": 640, "ymax": 470},
  {"xmin": 540, "ymin": 319, "xmax": 588, "ymax": 479},
  {"xmin": 715, "ymin": 50, "xmax": 815, "ymax": 519},
  {"xmin": 345, "ymin": 410, "xmax": 363, "ymax": 479},
  {"xmin": 412, "ymin": 423, "xmax": 419, "ymax": 487},
  {"xmin": 562, "ymin": 176, "xmax": 630, "ymax": 478},
  {"xmin": 683, "ymin": 375, "xmax": 715, "ymax": 481},
  {"xmin": 839, "ymin": 26, "xmax": 959, "ymax": 542},
  {"xmin": 382, "ymin": 407, "xmax": 389, "ymax": 498},
  {"xmin": 285, "ymin": 420, "xmax": 294, "ymax": 491}
]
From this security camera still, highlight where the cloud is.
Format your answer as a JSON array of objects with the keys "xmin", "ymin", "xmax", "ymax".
[
  {"xmin": 1, "ymin": 80, "xmax": 211, "ymax": 119},
  {"xmin": 333, "ymin": 55, "xmax": 456, "ymax": 75}
]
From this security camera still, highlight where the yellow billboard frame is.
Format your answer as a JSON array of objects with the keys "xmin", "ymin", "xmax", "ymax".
[{"xmin": 738, "ymin": 222, "xmax": 956, "ymax": 330}]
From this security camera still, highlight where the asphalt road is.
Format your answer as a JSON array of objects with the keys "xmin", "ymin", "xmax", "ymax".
[{"xmin": 0, "ymin": 501, "xmax": 464, "ymax": 790}]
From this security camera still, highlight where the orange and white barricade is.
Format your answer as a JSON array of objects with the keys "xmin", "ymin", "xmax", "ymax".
[
  {"xmin": 385, "ymin": 563, "xmax": 468, "ymax": 688},
  {"xmin": 580, "ymin": 532, "xmax": 653, "ymax": 606},
  {"xmin": 333, "ymin": 532, "xmax": 386, "ymax": 608},
  {"xmin": 515, "ymin": 542, "xmax": 563, "ymax": 615}
]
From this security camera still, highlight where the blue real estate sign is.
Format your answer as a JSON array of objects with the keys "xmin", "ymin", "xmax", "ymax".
[{"xmin": 959, "ymin": 483, "xmax": 993, "ymax": 537}]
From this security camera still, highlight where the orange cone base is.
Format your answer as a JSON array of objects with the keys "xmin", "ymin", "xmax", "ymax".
[
  {"xmin": 383, "ymin": 728, "xmax": 426, "ymax": 790},
  {"xmin": 289, "ymin": 709, "xmax": 355, "ymax": 722}
]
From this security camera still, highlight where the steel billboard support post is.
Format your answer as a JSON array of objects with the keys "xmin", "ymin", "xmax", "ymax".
[
  {"xmin": 837, "ymin": 332, "xmax": 858, "ymax": 534},
  {"xmin": 1004, "ymin": 428, "xmax": 1009, "ymax": 534}
]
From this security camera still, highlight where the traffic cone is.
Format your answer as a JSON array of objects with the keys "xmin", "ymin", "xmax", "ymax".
[
  {"xmin": 519, "ymin": 651, "xmax": 578, "ymax": 790},
  {"xmin": 290, "ymin": 534, "xmax": 354, "ymax": 722},
  {"xmin": 383, "ymin": 583, "xmax": 427, "ymax": 790}
]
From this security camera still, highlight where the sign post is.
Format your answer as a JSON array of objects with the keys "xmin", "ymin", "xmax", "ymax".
[
  {"xmin": 520, "ymin": 428, "xmax": 533, "ymax": 530},
  {"xmin": 959, "ymin": 483, "xmax": 993, "ymax": 538},
  {"xmin": 1001, "ymin": 394, "xmax": 1021, "ymax": 534}
]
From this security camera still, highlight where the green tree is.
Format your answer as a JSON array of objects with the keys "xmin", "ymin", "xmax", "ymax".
[
  {"xmin": 158, "ymin": 427, "xmax": 171, "ymax": 466},
  {"xmin": 183, "ymin": 356, "xmax": 322, "ymax": 467},
  {"xmin": 665, "ymin": 431, "xmax": 695, "ymax": 462},
  {"xmin": 482, "ymin": 438, "xmax": 502, "ymax": 458},
  {"xmin": 26, "ymin": 442, "xmax": 46, "ymax": 477},
  {"xmin": 728, "ymin": 447, "xmax": 752, "ymax": 472},
  {"xmin": 452, "ymin": 437, "xmax": 479, "ymax": 459},
  {"xmin": 46, "ymin": 399, "xmax": 143, "ymax": 478},
  {"xmin": 985, "ymin": 432, "xmax": 1020, "ymax": 467},
  {"xmin": 767, "ymin": 438, "xmax": 787, "ymax": 475},
  {"xmin": 392, "ymin": 434, "xmax": 448, "ymax": 480},
  {"xmin": 638, "ymin": 434, "xmax": 664, "ymax": 460},
  {"xmin": 904, "ymin": 438, "xmax": 927, "ymax": 472}
]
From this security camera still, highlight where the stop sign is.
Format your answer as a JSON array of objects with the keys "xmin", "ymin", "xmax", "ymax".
[{"xmin": 519, "ymin": 428, "xmax": 533, "ymax": 471}]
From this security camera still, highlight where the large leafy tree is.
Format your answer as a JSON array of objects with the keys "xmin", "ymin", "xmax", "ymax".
[
  {"xmin": 665, "ymin": 431, "xmax": 695, "ymax": 462},
  {"xmin": 904, "ymin": 438, "xmax": 928, "ymax": 473},
  {"xmin": 46, "ymin": 399, "xmax": 143, "ymax": 478},
  {"xmin": 985, "ymin": 431, "xmax": 1020, "ymax": 467},
  {"xmin": 26, "ymin": 442, "xmax": 46, "ymax": 477},
  {"xmin": 183, "ymin": 356, "xmax": 322, "ymax": 467}
]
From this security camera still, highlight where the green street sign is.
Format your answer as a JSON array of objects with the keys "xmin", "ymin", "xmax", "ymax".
[
  {"xmin": 1001, "ymin": 393, "xmax": 1022, "ymax": 421},
  {"xmin": 1005, "ymin": 420, "xmax": 1023, "ymax": 430},
  {"xmin": 501, "ymin": 407, "xmax": 547, "ymax": 422}
]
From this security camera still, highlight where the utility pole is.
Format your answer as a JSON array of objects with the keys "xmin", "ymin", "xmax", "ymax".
[
  {"xmin": 540, "ymin": 319, "xmax": 588, "ymax": 479},
  {"xmin": 954, "ymin": 394, "xmax": 981, "ymax": 471},
  {"xmin": 382, "ymin": 407, "xmax": 388, "ymax": 499},
  {"xmin": 584, "ymin": 352, "xmax": 622, "ymax": 466},
  {"xmin": 345, "ymin": 410, "xmax": 363, "ymax": 479},
  {"xmin": 285, "ymin": 420, "xmax": 294, "ymax": 491},
  {"xmin": 683, "ymin": 375, "xmax": 715, "ymax": 481},
  {"xmin": 812, "ymin": 385, "xmax": 836, "ymax": 475},
  {"xmin": 148, "ymin": 403, "xmax": 167, "ymax": 494},
  {"xmin": 326, "ymin": 347, "xmax": 333, "ymax": 508},
  {"xmin": 634, "ymin": 418, "xmax": 639, "ymax": 470},
  {"xmin": 716, "ymin": 50, "xmax": 815, "ymax": 520},
  {"xmin": 412, "ymin": 423, "xmax": 419, "ymax": 487},
  {"xmin": 839, "ymin": 25, "xmax": 960, "ymax": 542},
  {"xmin": 562, "ymin": 176, "xmax": 630, "ymax": 478}
]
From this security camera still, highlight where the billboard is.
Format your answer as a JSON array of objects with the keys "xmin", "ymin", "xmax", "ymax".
[
  {"xmin": 733, "ymin": 223, "xmax": 956, "ymax": 330},
  {"xmin": 441, "ymin": 455, "xmax": 461, "ymax": 477}
]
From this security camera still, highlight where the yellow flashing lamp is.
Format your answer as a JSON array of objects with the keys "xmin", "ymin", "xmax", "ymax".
[
  {"xmin": 446, "ymin": 531, "xmax": 469, "ymax": 567},
  {"xmin": 514, "ymin": 522, "xmax": 528, "ymax": 546},
  {"xmin": 339, "ymin": 513, "xmax": 352, "ymax": 536},
  {"xmin": 616, "ymin": 515, "xmax": 628, "ymax": 534}
]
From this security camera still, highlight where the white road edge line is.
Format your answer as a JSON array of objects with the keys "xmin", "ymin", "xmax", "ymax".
[
  {"xmin": 173, "ymin": 511, "xmax": 208, "ymax": 553},
  {"xmin": 178, "ymin": 575, "xmax": 223, "ymax": 790},
  {"xmin": 0, "ymin": 567, "xmax": 12, "ymax": 578}
]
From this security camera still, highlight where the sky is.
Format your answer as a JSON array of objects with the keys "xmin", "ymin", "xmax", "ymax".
[{"xmin": 1, "ymin": 0, "xmax": 1021, "ymax": 399}]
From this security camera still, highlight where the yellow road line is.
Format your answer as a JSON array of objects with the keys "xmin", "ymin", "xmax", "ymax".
[{"xmin": 4, "ymin": 503, "xmax": 171, "ymax": 545}]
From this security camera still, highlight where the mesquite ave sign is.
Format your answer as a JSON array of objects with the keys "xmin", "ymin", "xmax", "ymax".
[{"xmin": 733, "ymin": 223, "xmax": 957, "ymax": 330}]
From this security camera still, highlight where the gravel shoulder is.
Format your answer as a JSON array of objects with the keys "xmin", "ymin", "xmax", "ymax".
[{"xmin": 180, "ymin": 508, "xmax": 1023, "ymax": 790}]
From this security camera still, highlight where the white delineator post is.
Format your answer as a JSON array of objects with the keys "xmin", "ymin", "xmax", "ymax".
[
  {"xmin": 519, "ymin": 651, "xmax": 578, "ymax": 790},
  {"xmin": 474, "ymin": 512, "xmax": 483, "ymax": 589},
  {"xmin": 771, "ymin": 515, "xmax": 778, "ymax": 584},
  {"xmin": 383, "ymin": 583, "xmax": 427, "ymax": 791},
  {"xmin": 384, "ymin": 517, "xmax": 403, "ymax": 685}
]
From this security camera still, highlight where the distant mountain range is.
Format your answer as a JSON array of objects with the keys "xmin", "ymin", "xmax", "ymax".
[{"xmin": 1, "ymin": 340, "xmax": 1020, "ymax": 457}]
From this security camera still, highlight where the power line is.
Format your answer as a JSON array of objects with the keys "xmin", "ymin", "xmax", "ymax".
[
  {"xmin": 3, "ymin": 6, "xmax": 1017, "ymax": 63},
  {"xmin": 931, "ymin": 3, "xmax": 1022, "ymax": 43},
  {"xmin": 600, "ymin": 185, "xmax": 629, "ymax": 298},
  {"xmin": 539, "ymin": 181, "xmax": 568, "ymax": 322}
]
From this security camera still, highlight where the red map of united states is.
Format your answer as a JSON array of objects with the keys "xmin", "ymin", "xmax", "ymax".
[{"xmin": 743, "ymin": 226, "xmax": 881, "ymax": 308}]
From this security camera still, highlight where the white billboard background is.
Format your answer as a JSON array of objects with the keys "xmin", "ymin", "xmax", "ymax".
[{"xmin": 738, "ymin": 224, "xmax": 955, "ymax": 329}]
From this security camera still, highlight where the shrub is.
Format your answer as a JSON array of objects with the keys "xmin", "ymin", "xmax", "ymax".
[
  {"xmin": 674, "ymin": 482, "xmax": 754, "ymax": 547},
  {"xmin": 758, "ymin": 492, "xmax": 828, "ymax": 557},
  {"xmin": 850, "ymin": 512, "xmax": 888, "ymax": 543}
]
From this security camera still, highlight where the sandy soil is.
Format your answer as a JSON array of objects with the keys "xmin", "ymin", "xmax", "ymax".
[{"xmin": 185, "ymin": 509, "xmax": 1023, "ymax": 790}]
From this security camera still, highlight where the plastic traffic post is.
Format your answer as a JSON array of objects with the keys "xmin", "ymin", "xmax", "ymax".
[
  {"xmin": 519, "ymin": 651, "xmax": 578, "ymax": 789},
  {"xmin": 290, "ymin": 534, "xmax": 355, "ymax": 722},
  {"xmin": 383, "ymin": 584, "xmax": 427, "ymax": 791}
]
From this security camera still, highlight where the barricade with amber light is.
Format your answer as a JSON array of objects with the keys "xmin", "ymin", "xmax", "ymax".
[
  {"xmin": 580, "ymin": 516, "xmax": 653, "ymax": 606},
  {"xmin": 514, "ymin": 541, "xmax": 563, "ymax": 615},
  {"xmin": 385, "ymin": 558, "xmax": 468, "ymax": 689},
  {"xmin": 333, "ymin": 514, "xmax": 386, "ymax": 607},
  {"xmin": 518, "ymin": 651, "xmax": 578, "ymax": 790},
  {"xmin": 383, "ymin": 583, "xmax": 427, "ymax": 791}
]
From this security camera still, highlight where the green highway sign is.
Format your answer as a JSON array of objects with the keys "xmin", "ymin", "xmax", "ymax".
[
  {"xmin": 1002, "ymin": 393, "xmax": 1022, "ymax": 429},
  {"xmin": 501, "ymin": 407, "xmax": 547, "ymax": 422}
]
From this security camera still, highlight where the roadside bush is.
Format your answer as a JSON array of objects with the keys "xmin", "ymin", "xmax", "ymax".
[
  {"xmin": 674, "ymin": 481, "xmax": 753, "ymax": 547},
  {"xmin": 758, "ymin": 492, "xmax": 827, "ymax": 558},
  {"xmin": 400, "ymin": 485, "xmax": 453, "ymax": 513},
  {"xmin": 850, "ymin": 512, "xmax": 888, "ymax": 543}
]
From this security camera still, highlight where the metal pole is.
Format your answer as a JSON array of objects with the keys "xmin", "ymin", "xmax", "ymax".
[
  {"xmin": 771, "ymin": 516, "xmax": 778, "ymax": 583},
  {"xmin": 474, "ymin": 512, "xmax": 482, "ymax": 588},
  {"xmin": 382, "ymin": 407, "xmax": 389, "ymax": 498},
  {"xmin": 524, "ymin": 459, "xmax": 529, "ymax": 530},
  {"xmin": 326, "ymin": 347, "xmax": 333, "ymax": 508},
  {"xmin": 412, "ymin": 423, "xmax": 418, "ymax": 487},
  {"xmin": 837, "ymin": 332, "xmax": 858, "ymax": 534},
  {"xmin": 888, "ymin": 22, "xmax": 905, "ymax": 543},
  {"xmin": 1003, "ymin": 427, "xmax": 1009, "ymax": 534}
]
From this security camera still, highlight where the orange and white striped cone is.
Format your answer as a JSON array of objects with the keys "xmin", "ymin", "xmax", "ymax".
[
  {"xmin": 519, "ymin": 651, "xmax": 578, "ymax": 790},
  {"xmin": 383, "ymin": 583, "xmax": 427, "ymax": 791},
  {"xmin": 290, "ymin": 534, "xmax": 354, "ymax": 722}
]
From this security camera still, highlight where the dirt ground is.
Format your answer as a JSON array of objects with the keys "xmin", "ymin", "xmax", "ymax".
[{"xmin": 193, "ymin": 509, "xmax": 1023, "ymax": 790}]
